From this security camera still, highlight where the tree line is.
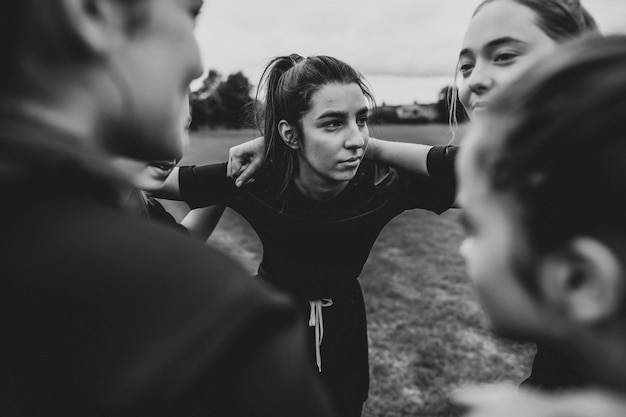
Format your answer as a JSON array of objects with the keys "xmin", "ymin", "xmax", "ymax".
[{"xmin": 189, "ymin": 70, "xmax": 467, "ymax": 130}]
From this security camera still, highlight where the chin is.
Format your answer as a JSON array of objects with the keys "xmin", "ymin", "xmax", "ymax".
[{"xmin": 134, "ymin": 177, "xmax": 165, "ymax": 193}]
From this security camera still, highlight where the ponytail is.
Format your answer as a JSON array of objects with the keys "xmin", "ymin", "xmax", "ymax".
[{"xmin": 255, "ymin": 54, "xmax": 305, "ymax": 194}]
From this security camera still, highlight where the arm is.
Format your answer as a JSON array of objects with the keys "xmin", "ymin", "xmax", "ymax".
[
  {"xmin": 227, "ymin": 136, "xmax": 265, "ymax": 187},
  {"xmin": 366, "ymin": 138, "xmax": 432, "ymax": 176},
  {"xmin": 228, "ymin": 136, "xmax": 434, "ymax": 184},
  {"xmin": 454, "ymin": 384, "xmax": 626, "ymax": 417},
  {"xmin": 180, "ymin": 206, "xmax": 226, "ymax": 241},
  {"xmin": 151, "ymin": 167, "xmax": 182, "ymax": 200}
]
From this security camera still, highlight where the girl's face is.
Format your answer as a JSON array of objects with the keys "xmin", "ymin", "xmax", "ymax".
[
  {"xmin": 111, "ymin": 158, "xmax": 178, "ymax": 192},
  {"xmin": 457, "ymin": 0, "xmax": 558, "ymax": 118},
  {"xmin": 457, "ymin": 129, "xmax": 551, "ymax": 339},
  {"xmin": 108, "ymin": 0, "xmax": 203, "ymax": 162},
  {"xmin": 112, "ymin": 95, "xmax": 191, "ymax": 193},
  {"xmin": 293, "ymin": 82, "xmax": 369, "ymax": 197}
]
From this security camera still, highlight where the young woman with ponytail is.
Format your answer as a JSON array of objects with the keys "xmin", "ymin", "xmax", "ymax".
[{"xmin": 159, "ymin": 54, "xmax": 457, "ymax": 416}]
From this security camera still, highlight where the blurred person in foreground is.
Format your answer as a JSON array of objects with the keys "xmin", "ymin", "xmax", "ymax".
[
  {"xmin": 0, "ymin": 0, "xmax": 331, "ymax": 416},
  {"xmin": 454, "ymin": 34, "xmax": 626, "ymax": 416}
]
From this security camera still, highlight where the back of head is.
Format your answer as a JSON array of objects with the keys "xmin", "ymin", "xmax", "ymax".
[
  {"xmin": 1, "ymin": 0, "xmax": 196, "ymax": 189},
  {"xmin": 469, "ymin": 35, "xmax": 626, "ymax": 291},
  {"xmin": 255, "ymin": 54, "xmax": 373, "ymax": 194},
  {"xmin": 475, "ymin": 0, "xmax": 598, "ymax": 41},
  {"xmin": 0, "ymin": 0, "xmax": 92, "ymax": 96}
]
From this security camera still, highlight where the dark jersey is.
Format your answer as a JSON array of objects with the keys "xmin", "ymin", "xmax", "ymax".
[
  {"xmin": 178, "ymin": 145, "xmax": 457, "ymax": 415},
  {"xmin": 179, "ymin": 146, "xmax": 457, "ymax": 300}
]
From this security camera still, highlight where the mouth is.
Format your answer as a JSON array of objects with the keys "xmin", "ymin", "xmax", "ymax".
[
  {"xmin": 472, "ymin": 101, "xmax": 488, "ymax": 111},
  {"xmin": 341, "ymin": 156, "xmax": 362, "ymax": 167}
]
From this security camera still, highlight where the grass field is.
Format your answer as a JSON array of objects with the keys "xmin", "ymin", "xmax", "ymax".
[{"xmin": 161, "ymin": 124, "xmax": 535, "ymax": 417}]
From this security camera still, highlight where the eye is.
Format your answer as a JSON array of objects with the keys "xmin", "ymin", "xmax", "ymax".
[
  {"xmin": 493, "ymin": 51, "xmax": 519, "ymax": 64},
  {"xmin": 459, "ymin": 213, "xmax": 476, "ymax": 236},
  {"xmin": 356, "ymin": 115, "xmax": 368, "ymax": 127},
  {"xmin": 188, "ymin": 2, "xmax": 203, "ymax": 20},
  {"xmin": 323, "ymin": 120, "xmax": 342, "ymax": 129},
  {"xmin": 458, "ymin": 62, "xmax": 474, "ymax": 78}
]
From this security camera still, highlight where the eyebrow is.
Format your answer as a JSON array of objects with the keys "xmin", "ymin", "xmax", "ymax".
[
  {"xmin": 316, "ymin": 107, "xmax": 369, "ymax": 120},
  {"xmin": 459, "ymin": 36, "xmax": 528, "ymax": 59}
]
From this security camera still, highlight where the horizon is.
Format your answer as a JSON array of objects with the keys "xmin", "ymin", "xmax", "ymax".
[{"xmin": 194, "ymin": 0, "xmax": 626, "ymax": 105}]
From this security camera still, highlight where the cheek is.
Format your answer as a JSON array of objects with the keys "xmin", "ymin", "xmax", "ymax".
[{"xmin": 303, "ymin": 136, "xmax": 333, "ymax": 162}]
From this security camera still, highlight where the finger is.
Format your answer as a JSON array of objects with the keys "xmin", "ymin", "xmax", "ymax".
[
  {"xmin": 235, "ymin": 169, "xmax": 252, "ymax": 188},
  {"xmin": 228, "ymin": 156, "xmax": 244, "ymax": 179},
  {"xmin": 235, "ymin": 158, "xmax": 263, "ymax": 187}
]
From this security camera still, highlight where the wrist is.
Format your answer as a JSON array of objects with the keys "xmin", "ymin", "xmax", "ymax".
[{"xmin": 366, "ymin": 137, "xmax": 381, "ymax": 161}]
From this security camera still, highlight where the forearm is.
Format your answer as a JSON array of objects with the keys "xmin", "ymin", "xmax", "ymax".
[
  {"xmin": 151, "ymin": 167, "xmax": 182, "ymax": 200},
  {"xmin": 366, "ymin": 138, "xmax": 432, "ymax": 176},
  {"xmin": 180, "ymin": 206, "xmax": 226, "ymax": 241}
]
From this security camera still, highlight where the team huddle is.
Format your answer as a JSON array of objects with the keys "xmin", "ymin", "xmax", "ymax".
[{"xmin": 2, "ymin": 0, "xmax": 626, "ymax": 416}]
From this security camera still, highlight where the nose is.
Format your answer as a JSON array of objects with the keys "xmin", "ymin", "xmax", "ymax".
[
  {"xmin": 467, "ymin": 64, "xmax": 495, "ymax": 96},
  {"xmin": 344, "ymin": 122, "xmax": 367, "ymax": 149}
]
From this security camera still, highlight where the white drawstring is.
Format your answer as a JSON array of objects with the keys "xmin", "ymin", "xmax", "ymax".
[{"xmin": 308, "ymin": 298, "xmax": 333, "ymax": 372}]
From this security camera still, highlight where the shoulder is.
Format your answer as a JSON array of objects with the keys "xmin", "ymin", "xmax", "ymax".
[
  {"xmin": 12, "ymin": 200, "xmax": 286, "ymax": 311},
  {"xmin": 2, "ymin": 199, "xmax": 303, "ymax": 413}
]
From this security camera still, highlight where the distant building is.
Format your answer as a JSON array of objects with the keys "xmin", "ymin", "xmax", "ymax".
[
  {"xmin": 396, "ymin": 103, "xmax": 439, "ymax": 123},
  {"xmin": 373, "ymin": 102, "xmax": 441, "ymax": 124}
]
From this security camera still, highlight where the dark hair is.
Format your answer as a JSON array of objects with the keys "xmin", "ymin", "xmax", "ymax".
[
  {"xmin": 0, "ymin": 0, "xmax": 147, "ymax": 95},
  {"xmin": 0, "ymin": 1, "xmax": 29, "ymax": 93},
  {"xmin": 449, "ymin": 0, "xmax": 599, "ymax": 132},
  {"xmin": 469, "ymin": 35, "xmax": 626, "ymax": 293},
  {"xmin": 254, "ymin": 54, "xmax": 374, "ymax": 195},
  {"xmin": 475, "ymin": 0, "xmax": 598, "ymax": 40}
]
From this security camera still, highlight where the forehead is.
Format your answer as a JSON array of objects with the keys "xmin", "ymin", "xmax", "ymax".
[
  {"xmin": 306, "ymin": 83, "xmax": 367, "ymax": 115},
  {"xmin": 462, "ymin": 0, "xmax": 554, "ymax": 51}
]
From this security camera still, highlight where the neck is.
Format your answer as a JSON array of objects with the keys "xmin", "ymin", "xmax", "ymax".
[
  {"xmin": 293, "ymin": 175, "xmax": 348, "ymax": 201},
  {"xmin": 566, "ymin": 325, "xmax": 626, "ymax": 392}
]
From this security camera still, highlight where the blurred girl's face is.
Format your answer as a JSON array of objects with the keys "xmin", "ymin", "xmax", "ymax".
[
  {"xmin": 293, "ymin": 82, "xmax": 369, "ymax": 197},
  {"xmin": 112, "ymin": 158, "xmax": 177, "ymax": 192},
  {"xmin": 109, "ymin": 0, "xmax": 203, "ymax": 162},
  {"xmin": 457, "ymin": 0, "xmax": 557, "ymax": 118},
  {"xmin": 113, "ymin": 95, "xmax": 191, "ymax": 193},
  {"xmin": 457, "ymin": 128, "xmax": 549, "ymax": 339}
]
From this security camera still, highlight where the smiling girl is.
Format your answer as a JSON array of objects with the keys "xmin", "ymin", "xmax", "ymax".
[
  {"xmin": 456, "ymin": 34, "xmax": 626, "ymax": 416},
  {"xmin": 158, "ymin": 54, "xmax": 457, "ymax": 416}
]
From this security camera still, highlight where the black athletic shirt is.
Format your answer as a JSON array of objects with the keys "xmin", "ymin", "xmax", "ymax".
[{"xmin": 179, "ymin": 146, "xmax": 458, "ymax": 301}]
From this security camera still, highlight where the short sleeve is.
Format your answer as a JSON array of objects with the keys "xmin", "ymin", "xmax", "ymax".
[
  {"xmin": 179, "ymin": 163, "xmax": 234, "ymax": 209},
  {"xmin": 400, "ymin": 145, "xmax": 458, "ymax": 214}
]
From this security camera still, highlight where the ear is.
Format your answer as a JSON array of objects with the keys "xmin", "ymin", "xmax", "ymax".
[
  {"xmin": 278, "ymin": 120, "xmax": 300, "ymax": 150},
  {"xmin": 538, "ymin": 237, "xmax": 623, "ymax": 324},
  {"xmin": 59, "ymin": 0, "xmax": 139, "ymax": 55}
]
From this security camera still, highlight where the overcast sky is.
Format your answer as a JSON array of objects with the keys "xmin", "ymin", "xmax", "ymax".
[{"xmin": 194, "ymin": 0, "xmax": 626, "ymax": 104}]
